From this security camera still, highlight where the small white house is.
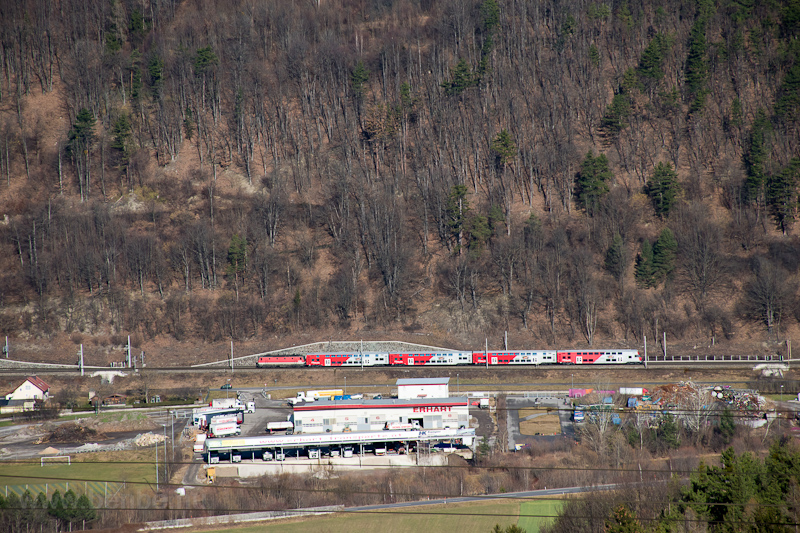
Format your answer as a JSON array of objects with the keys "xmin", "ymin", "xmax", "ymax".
[
  {"xmin": 396, "ymin": 377, "xmax": 450, "ymax": 399},
  {"xmin": 5, "ymin": 376, "xmax": 50, "ymax": 401}
]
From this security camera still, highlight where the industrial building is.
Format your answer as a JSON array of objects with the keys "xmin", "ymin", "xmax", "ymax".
[
  {"xmin": 291, "ymin": 396, "xmax": 469, "ymax": 433},
  {"xmin": 397, "ymin": 377, "xmax": 450, "ymax": 399},
  {"xmin": 204, "ymin": 427, "xmax": 476, "ymax": 464},
  {"xmin": 289, "ymin": 377, "xmax": 467, "ymax": 434},
  {"xmin": 202, "ymin": 377, "xmax": 475, "ymax": 465}
]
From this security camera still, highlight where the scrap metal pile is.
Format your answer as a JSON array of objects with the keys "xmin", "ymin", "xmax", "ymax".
[{"xmin": 620, "ymin": 381, "xmax": 771, "ymax": 427}]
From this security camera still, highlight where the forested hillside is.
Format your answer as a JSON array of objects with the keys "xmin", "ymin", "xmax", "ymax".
[{"xmin": 1, "ymin": 0, "xmax": 799, "ymax": 360}]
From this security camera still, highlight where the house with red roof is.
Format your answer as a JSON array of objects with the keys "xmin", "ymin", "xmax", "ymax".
[{"xmin": 4, "ymin": 376, "xmax": 50, "ymax": 401}]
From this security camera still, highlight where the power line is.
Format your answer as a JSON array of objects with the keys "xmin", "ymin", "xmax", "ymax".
[
  {"xmin": 0, "ymin": 458, "xmax": 769, "ymax": 475},
  {"xmin": 0, "ymin": 467, "xmax": 786, "ymax": 498}
]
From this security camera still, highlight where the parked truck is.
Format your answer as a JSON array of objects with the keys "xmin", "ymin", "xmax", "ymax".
[
  {"xmin": 193, "ymin": 433, "xmax": 207, "ymax": 453},
  {"xmin": 193, "ymin": 407, "xmax": 244, "ymax": 428},
  {"xmin": 266, "ymin": 421, "xmax": 294, "ymax": 434},
  {"xmin": 208, "ymin": 414, "xmax": 238, "ymax": 427},
  {"xmin": 209, "ymin": 422, "xmax": 240, "ymax": 437},
  {"xmin": 211, "ymin": 398, "xmax": 243, "ymax": 409},
  {"xmin": 289, "ymin": 389, "xmax": 344, "ymax": 404}
]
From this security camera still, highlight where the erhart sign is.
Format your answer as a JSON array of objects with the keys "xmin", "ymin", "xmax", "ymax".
[{"xmin": 413, "ymin": 406, "xmax": 453, "ymax": 413}]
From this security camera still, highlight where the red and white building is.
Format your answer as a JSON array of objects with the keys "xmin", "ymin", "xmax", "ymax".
[
  {"xmin": 292, "ymin": 398, "xmax": 468, "ymax": 434},
  {"xmin": 4, "ymin": 376, "xmax": 50, "ymax": 401},
  {"xmin": 290, "ymin": 377, "xmax": 469, "ymax": 434}
]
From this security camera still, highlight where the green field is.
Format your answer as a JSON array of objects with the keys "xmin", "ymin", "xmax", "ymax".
[
  {"xmin": 0, "ymin": 449, "xmax": 156, "ymax": 488},
  {"xmin": 199, "ymin": 498, "xmax": 563, "ymax": 533},
  {"xmin": 517, "ymin": 499, "xmax": 562, "ymax": 532},
  {"xmin": 205, "ymin": 501, "xmax": 519, "ymax": 533}
]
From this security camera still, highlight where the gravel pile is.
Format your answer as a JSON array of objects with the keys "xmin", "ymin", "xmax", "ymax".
[{"xmin": 133, "ymin": 432, "xmax": 167, "ymax": 447}]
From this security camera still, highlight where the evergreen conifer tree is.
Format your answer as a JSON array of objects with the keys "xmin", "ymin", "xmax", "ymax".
[
  {"xmin": 604, "ymin": 233, "xmax": 627, "ymax": 283},
  {"xmin": 645, "ymin": 162, "xmax": 681, "ymax": 218},
  {"xmin": 767, "ymin": 158, "xmax": 800, "ymax": 235},
  {"xmin": 744, "ymin": 108, "xmax": 771, "ymax": 207},
  {"xmin": 442, "ymin": 58, "xmax": 477, "ymax": 96},
  {"xmin": 575, "ymin": 151, "xmax": 612, "ymax": 216},
  {"xmin": 634, "ymin": 240, "xmax": 655, "ymax": 288},
  {"xmin": 652, "ymin": 228, "xmax": 678, "ymax": 281}
]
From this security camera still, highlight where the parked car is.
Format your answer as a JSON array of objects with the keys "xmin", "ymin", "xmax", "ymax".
[{"xmin": 221, "ymin": 383, "xmax": 232, "ymax": 389}]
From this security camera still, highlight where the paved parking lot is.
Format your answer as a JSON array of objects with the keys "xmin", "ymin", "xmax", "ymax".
[{"xmin": 235, "ymin": 389, "xmax": 293, "ymax": 437}]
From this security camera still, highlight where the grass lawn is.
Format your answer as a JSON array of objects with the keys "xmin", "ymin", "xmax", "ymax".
[
  {"xmin": 0, "ymin": 448, "xmax": 157, "ymax": 487},
  {"xmin": 766, "ymin": 393, "xmax": 796, "ymax": 402},
  {"xmin": 517, "ymin": 499, "xmax": 563, "ymax": 532},
  {"xmin": 57, "ymin": 411, "xmax": 152, "ymax": 423},
  {"xmin": 197, "ymin": 500, "xmax": 523, "ymax": 533}
]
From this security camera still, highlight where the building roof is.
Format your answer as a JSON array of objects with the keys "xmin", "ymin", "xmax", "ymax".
[
  {"xmin": 293, "ymin": 396, "xmax": 468, "ymax": 411},
  {"xmin": 396, "ymin": 378, "xmax": 450, "ymax": 386},
  {"xmin": 5, "ymin": 376, "xmax": 50, "ymax": 398},
  {"xmin": 0, "ymin": 399, "xmax": 32, "ymax": 407},
  {"xmin": 26, "ymin": 376, "xmax": 50, "ymax": 392}
]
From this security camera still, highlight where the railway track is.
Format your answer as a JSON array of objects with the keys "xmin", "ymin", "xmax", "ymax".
[{"xmin": 0, "ymin": 357, "xmax": 790, "ymax": 375}]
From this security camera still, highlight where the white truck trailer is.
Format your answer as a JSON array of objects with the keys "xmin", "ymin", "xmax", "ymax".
[
  {"xmin": 211, "ymin": 398, "xmax": 242, "ymax": 409},
  {"xmin": 289, "ymin": 389, "xmax": 344, "ymax": 405},
  {"xmin": 266, "ymin": 421, "xmax": 294, "ymax": 434},
  {"xmin": 209, "ymin": 414, "xmax": 238, "ymax": 426},
  {"xmin": 193, "ymin": 434, "xmax": 207, "ymax": 452},
  {"xmin": 209, "ymin": 422, "xmax": 241, "ymax": 438}
]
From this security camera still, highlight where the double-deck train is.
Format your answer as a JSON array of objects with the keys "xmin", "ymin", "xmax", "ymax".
[{"xmin": 256, "ymin": 348, "xmax": 642, "ymax": 368}]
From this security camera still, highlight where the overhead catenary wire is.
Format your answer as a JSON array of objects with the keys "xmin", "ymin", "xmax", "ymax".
[
  {"xmin": 0, "ymin": 462, "xmax": 788, "ymax": 494},
  {"xmin": 0, "ymin": 457, "xmax": 782, "ymax": 475},
  {"xmin": 0, "ymin": 473, "xmax": 796, "ymax": 518},
  {"xmin": 3, "ymin": 465, "xmax": 798, "ymax": 525}
]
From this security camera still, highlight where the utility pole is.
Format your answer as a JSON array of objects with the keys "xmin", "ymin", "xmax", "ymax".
[
  {"xmin": 171, "ymin": 413, "xmax": 175, "ymax": 462},
  {"xmin": 79, "ymin": 345, "xmax": 84, "ymax": 376},
  {"xmin": 163, "ymin": 424, "xmax": 168, "ymax": 481},
  {"xmin": 3, "ymin": 336, "xmax": 8, "ymax": 358},
  {"xmin": 230, "ymin": 341, "xmax": 234, "ymax": 373},
  {"xmin": 127, "ymin": 336, "xmax": 131, "ymax": 368},
  {"xmin": 644, "ymin": 336, "xmax": 647, "ymax": 369}
]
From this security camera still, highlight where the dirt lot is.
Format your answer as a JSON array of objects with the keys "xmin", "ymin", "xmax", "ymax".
[{"xmin": 518, "ymin": 409, "xmax": 562, "ymax": 436}]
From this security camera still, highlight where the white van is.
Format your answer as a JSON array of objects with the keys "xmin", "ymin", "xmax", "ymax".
[{"xmin": 342, "ymin": 447, "xmax": 353, "ymax": 458}]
